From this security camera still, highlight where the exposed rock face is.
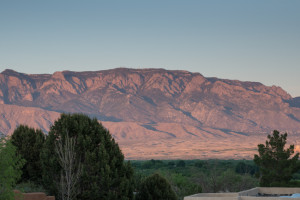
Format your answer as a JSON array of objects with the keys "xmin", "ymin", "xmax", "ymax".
[{"xmin": 1, "ymin": 68, "xmax": 299, "ymax": 159}]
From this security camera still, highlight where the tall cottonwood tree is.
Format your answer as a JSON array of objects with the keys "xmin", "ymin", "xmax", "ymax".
[
  {"xmin": 254, "ymin": 130, "xmax": 300, "ymax": 186},
  {"xmin": 41, "ymin": 113, "xmax": 134, "ymax": 200},
  {"xmin": 55, "ymin": 133, "xmax": 82, "ymax": 200}
]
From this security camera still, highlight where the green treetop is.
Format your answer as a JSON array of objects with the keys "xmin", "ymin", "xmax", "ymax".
[
  {"xmin": 254, "ymin": 130, "xmax": 300, "ymax": 186},
  {"xmin": 11, "ymin": 125, "xmax": 45, "ymax": 184},
  {"xmin": 135, "ymin": 173, "xmax": 177, "ymax": 200}
]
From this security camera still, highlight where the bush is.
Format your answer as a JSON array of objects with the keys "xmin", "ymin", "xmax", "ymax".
[
  {"xmin": 218, "ymin": 169, "xmax": 258, "ymax": 192},
  {"xmin": 135, "ymin": 173, "xmax": 177, "ymax": 200},
  {"xmin": 15, "ymin": 181, "xmax": 47, "ymax": 194}
]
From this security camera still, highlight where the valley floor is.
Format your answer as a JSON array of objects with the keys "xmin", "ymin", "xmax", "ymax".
[{"xmin": 119, "ymin": 135, "xmax": 300, "ymax": 160}]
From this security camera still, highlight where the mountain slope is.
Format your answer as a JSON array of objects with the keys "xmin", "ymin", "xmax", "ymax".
[
  {"xmin": 1, "ymin": 68, "xmax": 299, "ymax": 159},
  {"xmin": 0, "ymin": 104, "xmax": 60, "ymax": 135}
]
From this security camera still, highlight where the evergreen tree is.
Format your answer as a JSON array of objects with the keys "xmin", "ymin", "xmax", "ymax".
[
  {"xmin": 11, "ymin": 125, "xmax": 45, "ymax": 183},
  {"xmin": 41, "ymin": 113, "xmax": 134, "ymax": 200},
  {"xmin": 0, "ymin": 138, "xmax": 25, "ymax": 200},
  {"xmin": 135, "ymin": 173, "xmax": 177, "ymax": 200},
  {"xmin": 254, "ymin": 130, "xmax": 300, "ymax": 186}
]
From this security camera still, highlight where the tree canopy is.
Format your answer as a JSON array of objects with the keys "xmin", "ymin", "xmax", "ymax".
[
  {"xmin": 41, "ymin": 113, "xmax": 134, "ymax": 200},
  {"xmin": 11, "ymin": 125, "xmax": 45, "ymax": 183},
  {"xmin": 254, "ymin": 130, "xmax": 300, "ymax": 186},
  {"xmin": 135, "ymin": 173, "xmax": 177, "ymax": 200}
]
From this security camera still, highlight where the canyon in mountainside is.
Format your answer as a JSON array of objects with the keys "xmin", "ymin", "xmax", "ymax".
[{"xmin": 0, "ymin": 68, "xmax": 300, "ymax": 159}]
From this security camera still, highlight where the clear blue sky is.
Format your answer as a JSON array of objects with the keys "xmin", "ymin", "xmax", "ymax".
[{"xmin": 0, "ymin": 0, "xmax": 299, "ymax": 97}]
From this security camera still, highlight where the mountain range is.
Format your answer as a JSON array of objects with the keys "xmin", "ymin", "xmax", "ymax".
[{"xmin": 1, "ymin": 68, "xmax": 299, "ymax": 159}]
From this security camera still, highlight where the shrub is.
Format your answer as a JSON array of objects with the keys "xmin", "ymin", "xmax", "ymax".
[
  {"xmin": 135, "ymin": 173, "xmax": 177, "ymax": 200},
  {"xmin": 15, "ymin": 181, "xmax": 47, "ymax": 194}
]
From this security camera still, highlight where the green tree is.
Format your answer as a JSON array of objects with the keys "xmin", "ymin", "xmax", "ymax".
[
  {"xmin": 217, "ymin": 170, "xmax": 258, "ymax": 192},
  {"xmin": 194, "ymin": 160, "xmax": 204, "ymax": 168},
  {"xmin": 0, "ymin": 138, "xmax": 25, "ymax": 200},
  {"xmin": 235, "ymin": 162, "xmax": 257, "ymax": 175},
  {"xmin": 11, "ymin": 125, "xmax": 45, "ymax": 183},
  {"xmin": 254, "ymin": 130, "xmax": 300, "ymax": 186},
  {"xmin": 177, "ymin": 160, "xmax": 186, "ymax": 167},
  {"xmin": 135, "ymin": 173, "xmax": 177, "ymax": 200},
  {"xmin": 41, "ymin": 113, "xmax": 134, "ymax": 200},
  {"xmin": 163, "ymin": 172, "xmax": 202, "ymax": 199}
]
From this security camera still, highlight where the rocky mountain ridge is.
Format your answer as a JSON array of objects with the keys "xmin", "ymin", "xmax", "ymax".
[{"xmin": 1, "ymin": 68, "xmax": 299, "ymax": 159}]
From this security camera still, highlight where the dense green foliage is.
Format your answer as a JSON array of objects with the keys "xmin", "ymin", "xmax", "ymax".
[
  {"xmin": 254, "ymin": 130, "xmax": 300, "ymax": 187},
  {"xmin": 41, "ymin": 113, "xmax": 134, "ymax": 200},
  {"xmin": 135, "ymin": 173, "xmax": 177, "ymax": 200},
  {"xmin": 235, "ymin": 161, "xmax": 257, "ymax": 175},
  {"xmin": 0, "ymin": 138, "xmax": 25, "ymax": 200},
  {"xmin": 161, "ymin": 171, "xmax": 202, "ymax": 199},
  {"xmin": 11, "ymin": 125, "xmax": 45, "ymax": 184},
  {"xmin": 132, "ymin": 159, "xmax": 259, "ymax": 199}
]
